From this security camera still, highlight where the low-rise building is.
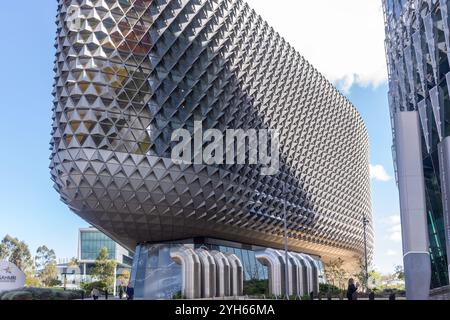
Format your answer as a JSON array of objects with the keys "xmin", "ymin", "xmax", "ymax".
[{"xmin": 56, "ymin": 227, "xmax": 133, "ymax": 294}]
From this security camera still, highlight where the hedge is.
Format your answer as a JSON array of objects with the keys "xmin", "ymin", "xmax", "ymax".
[{"xmin": 0, "ymin": 287, "xmax": 85, "ymax": 300}]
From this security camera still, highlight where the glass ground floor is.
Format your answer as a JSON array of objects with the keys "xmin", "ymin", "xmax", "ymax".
[{"xmin": 129, "ymin": 237, "xmax": 325, "ymax": 299}]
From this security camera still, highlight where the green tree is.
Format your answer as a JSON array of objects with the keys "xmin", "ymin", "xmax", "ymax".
[
  {"xmin": 91, "ymin": 247, "xmax": 117, "ymax": 291},
  {"xmin": 324, "ymin": 258, "xmax": 348, "ymax": 289},
  {"xmin": 40, "ymin": 263, "xmax": 59, "ymax": 287},
  {"xmin": 68, "ymin": 257, "xmax": 79, "ymax": 268},
  {"xmin": 0, "ymin": 235, "xmax": 33, "ymax": 272},
  {"xmin": 25, "ymin": 273, "xmax": 42, "ymax": 287},
  {"xmin": 353, "ymin": 257, "xmax": 376, "ymax": 292},
  {"xmin": 368, "ymin": 270, "xmax": 382, "ymax": 289},
  {"xmin": 35, "ymin": 245, "xmax": 56, "ymax": 270},
  {"xmin": 117, "ymin": 268, "xmax": 130, "ymax": 286},
  {"xmin": 394, "ymin": 265, "xmax": 405, "ymax": 281}
]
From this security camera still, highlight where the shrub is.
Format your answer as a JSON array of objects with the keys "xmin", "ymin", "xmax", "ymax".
[
  {"xmin": 319, "ymin": 283, "xmax": 342, "ymax": 295},
  {"xmin": 172, "ymin": 291, "xmax": 186, "ymax": 300},
  {"xmin": 49, "ymin": 279, "xmax": 62, "ymax": 287},
  {"xmin": 0, "ymin": 288, "xmax": 84, "ymax": 300},
  {"xmin": 81, "ymin": 281, "xmax": 107, "ymax": 295},
  {"xmin": 1, "ymin": 291, "xmax": 33, "ymax": 300},
  {"xmin": 301, "ymin": 294, "xmax": 311, "ymax": 300},
  {"xmin": 243, "ymin": 279, "xmax": 269, "ymax": 296}
]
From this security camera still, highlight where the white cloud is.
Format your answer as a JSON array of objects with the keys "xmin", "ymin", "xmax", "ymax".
[
  {"xmin": 386, "ymin": 250, "xmax": 398, "ymax": 257},
  {"xmin": 383, "ymin": 215, "xmax": 402, "ymax": 243},
  {"xmin": 244, "ymin": 0, "xmax": 387, "ymax": 92},
  {"xmin": 370, "ymin": 164, "xmax": 392, "ymax": 182}
]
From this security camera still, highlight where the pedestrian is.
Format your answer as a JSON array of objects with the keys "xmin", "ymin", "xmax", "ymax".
[
  {"xmin": 369, "ymin": 291, "xmax": 375, "ymax": 300},
  {"xmin": 119, "ymin": 286, "xmax": 124, "ymax": 299},
  {"xmin": 346, "ymin": 278, "xmax": 358, "ymax": 300},
  {"xmin": 126, "ymin": 284, "xmax": 135, "ymax": 300},
  {"xmin": 105, "ymin": 288, "xmax": 109, "ymax": 300},
  {"xmin": 91, "ymin": 287, "xmax": 100, "ymax": 300}
]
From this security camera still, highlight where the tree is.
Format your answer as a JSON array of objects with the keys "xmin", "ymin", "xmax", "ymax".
[
  {"xmin": 91, "ymin": 247, "xmax": 117, "ymax": 291},
  {"xmin": 40, "ymin": 263, "xmax": 59, "ymax": 287},
  {"xmin": 68, "ymin": 257, "xmax": 79, "ymax": 268},
  {"xmin": 368, "ymin": 270, "xmax": 382, "ymax": 289},
  {"xmin": 0, "ymin": 235, "xmax": 33, "ymax": 272},
  {"xmin": 117, "ymin": 268, "xmax": 130, "ymax": 287},
  {"xmin": 353, "ymin": 257, "xmax": 376, "ymax": 292},
  {"xmin": 324, "ymin": 258, "xmax": 348, "ymax": 290},
  {"xmin": 394, "ymin": 265, "xmax": 405, "ymax": 281},
  {"xmin": 25, "ymin": 273, "xmax": 42, "ymax": 287},
  {"xmin": 34, "ymin": 245, "xmax": 59, "ymax": 287},
  {"xmin": 35, "ymin": 246, "xmax": 56, "ymax": 270}
]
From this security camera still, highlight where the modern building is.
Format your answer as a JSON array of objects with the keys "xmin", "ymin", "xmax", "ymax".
[
  {"xmin": 78, "ymin": 227, "xmax": 134, "ymax": 271},
  {"xmin": 383, "ymin": 0, "xmax": 450, "ymax": 299},
  {"xmin": 51, "ymin": 0, "xmax": 372, "ymax": 299},
  {"xmin": 56, "ymin": 227, "xmax": 133, "ymax": 292}
]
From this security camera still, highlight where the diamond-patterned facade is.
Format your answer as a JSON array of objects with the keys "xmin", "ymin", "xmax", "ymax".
[{"xmin": 50, "ymin": 0, "xmax": 373, "ymax": 266}]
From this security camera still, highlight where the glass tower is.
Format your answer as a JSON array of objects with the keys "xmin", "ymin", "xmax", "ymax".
[{"xmin": 383, "ymin": 0, "xmax": 450, "ymax": 293}]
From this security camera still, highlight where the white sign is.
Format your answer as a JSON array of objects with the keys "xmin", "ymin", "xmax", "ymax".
[{"xmin": 0, "ymin": 261, "xmax": 26, "ymax": 292}]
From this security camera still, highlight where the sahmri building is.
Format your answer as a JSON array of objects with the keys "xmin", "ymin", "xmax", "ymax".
[
  {"xmin": 51, "ymin": 0, "xmax": 372, "ymax": 299},
  {"xmin": 383, "ymin": 0, "xmax": 450, "ymax": 299}
]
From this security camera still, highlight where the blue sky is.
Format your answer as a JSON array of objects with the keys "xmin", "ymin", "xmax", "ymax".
[{"xmin": 0, "ymin": 1, "xmax": 402, "ymax": 273}]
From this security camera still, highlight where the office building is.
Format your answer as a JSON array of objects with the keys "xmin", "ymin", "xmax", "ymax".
[
  {"xmin": 383, "ymin": 0, "xmax": 450, "ymax": 299},
  {"xmin": 56, "ymin": 227, "xmax": 132, "ymax": 291},
  {"xmin": 51, "ymin": 0, "xmax": 372, "ymax": 299}
]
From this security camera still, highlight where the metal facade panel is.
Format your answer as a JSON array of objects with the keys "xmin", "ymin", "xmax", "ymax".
[{"xmin": 51, "ymin": 0, "xmax": 372, "ymax": 265}]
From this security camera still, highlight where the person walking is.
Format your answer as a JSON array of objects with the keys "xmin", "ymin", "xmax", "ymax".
[
  {"xmin": 119, "ymin": 286, "xmax": 124, "ymax": 299},
  {"xmin": 91, "ymin": 287, "xmax": 100, "ymax": 300},
  {"xmin": 126, "ymin": 284, "xmax": 134, "ymax": 300},
  {"xmin": 346, "ymin": 278, "xmax": 358, "ymax": 301}
]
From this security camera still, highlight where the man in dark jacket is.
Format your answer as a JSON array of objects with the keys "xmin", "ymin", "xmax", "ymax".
[
  {"xmin": 346, "ymin": 278, "xmax": 358, "ymax": 300},
  {"xmin": 126, "ymin": 284, "xmax": 134, "ymax": 300}
]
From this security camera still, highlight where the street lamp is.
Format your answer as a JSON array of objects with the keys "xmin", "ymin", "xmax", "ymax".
[{"xmin": 362, "ymin": 214, "xmax": 369, "ymax": 291}]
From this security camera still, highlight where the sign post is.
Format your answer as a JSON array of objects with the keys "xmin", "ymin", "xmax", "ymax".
[{"xmin": 0, "ymin": 261, "xmax": 26, "ymax": 292}]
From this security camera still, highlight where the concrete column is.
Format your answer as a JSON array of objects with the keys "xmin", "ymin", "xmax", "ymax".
[
  {"xmin": 273, "ymin": 250, "xmax": 295, "ymax": 296},
  {"xmin": 438, "ymin": 137, "xmax": 450, "ymax": 285},
  {"xmin": 394, "ymin": 111, "xmax": 431, "ymax": 300},
  {"xmin": 195, "ymin": 249, "xmax": 216, "ymax": 298},
  {"xmin": 226, "ymin": 254, "xmax": 243, "ymax": 297},
  {"xmin": 211, "ymin": 251, "xmax": 231, "ymax": 297},
  {"xmin": 303, "ymin": 254, "xmax": 319, "ymax": 295},
  {"xmin": 294, "ymin": 253, "xmax": 312, "ymax": 296},
  {"xmin": 170, "ymin": 247, "xmax": 201, "ymax": 299},
  {"xmin": 255, "ymin": 249, "xmax": 282, "ymax": 296},
  {"xmin": 113, "ymin": 266, "xmax": 117, "ymax": 297},
  {"xmin": 287, "ymin": 252, "xmax": 301, "ymax": 296}
]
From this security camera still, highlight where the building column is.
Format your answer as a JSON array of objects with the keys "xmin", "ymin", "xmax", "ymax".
[
  {"xmin": 287, "ymin": 252, "xmax": 301, "ymax": 296},
  {"xmin": 255, "ymin": 249, "xmax": 282, "ymax": 297},
  {"xmin": 195, "ymin": 249, "xmax": 216, "ymax": 298},
  {"xmin": 293, "ymin": 253, "xmax": 312, "ymax": 296},
  {"xmin": 394, "ymin": 111, "xmax": 431, "ymax": 300},
  {"xmin": 302, "ymin": 254, "xmax": 319, "ymax": 295},
  {"xmin": 113, "ymin": 266, "xmax": 117, "ymax": 297},
  {"xmin": 226, "ymin": 254, "xmax": 243, "ymax": 297},
  {"xmin": 170, "ymin": 247, "xmax": 201, "ymax": 299},
  {"xmin": 438, "ymin": 137, "xmax": 450, "ymax": 285},
  {"xmin": 211, "ymin": 251, "xmax": 231, "ymax": 297}
]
